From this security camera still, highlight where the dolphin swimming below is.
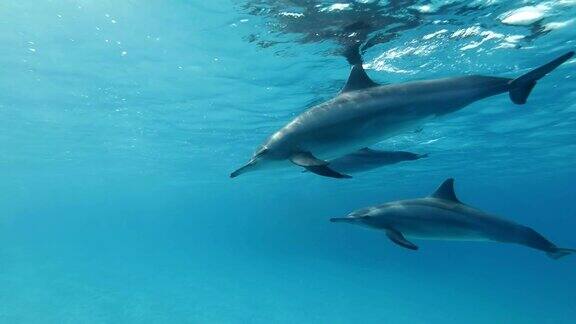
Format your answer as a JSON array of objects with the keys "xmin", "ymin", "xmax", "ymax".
[
  {"xmin": 231, "ymin": 51, "xmax": 574, "ymax": 179},
  {"xmin": 330, "ymin": 178, "xmax": 575, "ymax": 259},
  {"xmin": 304, "ymin": 148, "xmax": 428, "ymax": 175}
]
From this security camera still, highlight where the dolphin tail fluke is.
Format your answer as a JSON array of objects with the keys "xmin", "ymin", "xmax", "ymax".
[
  {"xmin": 509, "ymin": 51, "xmax": 574, "ymax": 105},
  {"xmin": 546, "ymin": 247, "xmax": 576, "ymax": 260}
]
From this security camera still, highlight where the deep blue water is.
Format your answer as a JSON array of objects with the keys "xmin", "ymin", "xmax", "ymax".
[{"xmin": 1, "ymin": 1, "xmax": 575, "ymax": 323}]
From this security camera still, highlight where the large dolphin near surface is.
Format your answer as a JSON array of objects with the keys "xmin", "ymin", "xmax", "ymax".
[
  {"xmin": 231, "ymin": 51, "xmax": 574, "ymax": 179},
  {"xmin": 331, "ymin": 178, "xmax": 575, "ymax": 259}
]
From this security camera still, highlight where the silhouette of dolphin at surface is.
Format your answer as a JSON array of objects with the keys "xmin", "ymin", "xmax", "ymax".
[
  {"xmin": 331, "ymin": 178, "xmax": 576, "ymax": 259},
  {"xmin": 231, "ymin": 51, "xmax": 574, "ymax": 179}
]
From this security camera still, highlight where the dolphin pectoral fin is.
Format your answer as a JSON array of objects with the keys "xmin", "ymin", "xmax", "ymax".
[
  {"xmin": 385, "ymin": 229, "xmax": 418, "ymax": 250},
  {"xmin": 290, "ymin": 152, "xmax": 327, "ymax": 167},
  {"xmin": 290, "ymin": 152, "xmax": 352, "ymax": 179},
  {"xmin": 305, "ymin": 165, "xmax": 352, "ymax": 179}
]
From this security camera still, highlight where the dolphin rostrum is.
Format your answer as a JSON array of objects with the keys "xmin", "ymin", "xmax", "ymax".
[
  {"xmin": 305, "ymin": 148, "xmax": 428, "ymax": 175},
  {"xmin": 231, "ymin": 51, "xmax": 574, "ymax": 179},
  {"xmin": 331, "ymin": 178, "xmax": 575, "ymax": 259}
]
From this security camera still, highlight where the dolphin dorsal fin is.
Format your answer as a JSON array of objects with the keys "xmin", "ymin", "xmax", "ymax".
[
  {"xmin": 430, "ymin": 178, "xmax": 461, "ymax": 203},
  {"xmin": 341, "ymin": 64, "xmax": 378, "ymax": 93}
]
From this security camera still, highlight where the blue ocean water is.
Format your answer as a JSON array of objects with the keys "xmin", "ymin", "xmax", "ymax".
[{"xmin": 1, "ymin": 0, "xmax": 575, "ymax": 323}]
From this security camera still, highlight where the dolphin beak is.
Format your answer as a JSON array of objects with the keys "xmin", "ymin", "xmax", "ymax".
[{"xmin": 230, "ymin": 160, "xmax": 256, "ymax": 178}]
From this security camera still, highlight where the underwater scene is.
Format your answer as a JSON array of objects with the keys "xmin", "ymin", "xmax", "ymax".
[{"xmin": 1, "ymin": 0, "xmax": 575, "ymax": 323}]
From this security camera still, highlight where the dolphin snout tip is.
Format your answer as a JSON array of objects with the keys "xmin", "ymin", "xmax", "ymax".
[
  {"xmin": 230, "ymin": 161, "xmax": 256, "ymax": 179},
  {"xmin": 230, "ymin": 166, "xmax": 248, "ymax": 178}
]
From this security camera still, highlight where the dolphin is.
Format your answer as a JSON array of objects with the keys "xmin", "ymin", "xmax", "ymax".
[
  {"xmin": 231, "ymin": 51, "xmax": 574, "ymax": 179},
  {"xmin": 330, "ymin": 178, "xmax": 575, "ymax": 259},
  {"xmin": 304, "ymin": 148, "xmax": 428, "ymax": 175}
]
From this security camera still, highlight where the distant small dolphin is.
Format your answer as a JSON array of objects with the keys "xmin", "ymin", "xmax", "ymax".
[
  {"xmin": 306, "ymin": 148, "xmax": 427, "ymax": 175},
  {"xmin": 231, "ymin": 51, "xmax": 574, "ymax": 179},
  {"xmin": 331, "ymin": 178, "xmax": 575, "ymax": 259}
]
